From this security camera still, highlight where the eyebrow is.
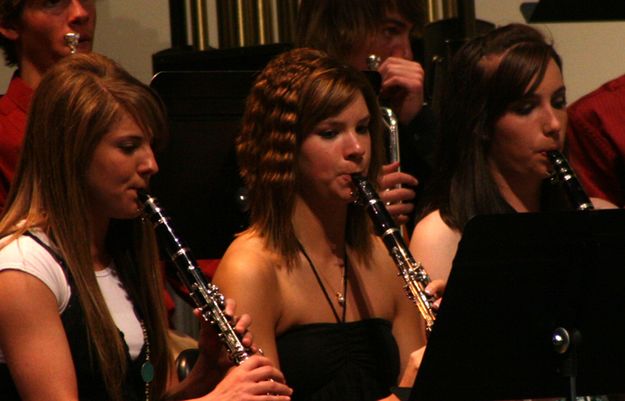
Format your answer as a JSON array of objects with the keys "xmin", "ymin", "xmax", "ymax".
[
  {"xmin": 523, "ymin": 85, "xmax": 566, "ymax": 99},
  {"xmin": 316, "ymin": 113, "xmax": 371, "ymax": 127},
  {"xmin": 358, "ymin": 114, "xmax": 371, "ymax": 124},
  {"xmin": 381, "ymin": 18, "xmax": 409, "ymax": 28}
]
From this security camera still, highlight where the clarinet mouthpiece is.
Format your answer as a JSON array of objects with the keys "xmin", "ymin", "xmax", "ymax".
[{"xmin": 64, "ymin": 32, "xmax": 80, "ymax": 54}]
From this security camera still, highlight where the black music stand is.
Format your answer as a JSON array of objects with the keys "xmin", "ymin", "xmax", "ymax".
[
  {"xmin": 410, "ymin": 209, "xmax": 625, "ymax": 401},
  {"xmin": 521, "ymin": 0, "xmax": 625, "ymax": 22},
  {"xmin": 150, "ymin": 71, "xmax": 258, "ymax": 259}
]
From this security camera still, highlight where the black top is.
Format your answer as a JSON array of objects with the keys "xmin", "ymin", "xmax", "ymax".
[
  {"xmin": 277, "ymin": 318, "xmax": 400, "ymax": 401},
  {"xmin": 0, "ymin": 233, "xmax": 146, "ymax": 401}
]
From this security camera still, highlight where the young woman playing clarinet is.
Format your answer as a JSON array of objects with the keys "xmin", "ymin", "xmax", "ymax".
[
  {"xmin": 213, "ymin": 48, "xmax": 444, "ymax": 401},
  {"xmin": 409, "ymin": 24, "xmax": 615, "ymax": 284},
  {"xmin": 0, "ymin": 52, "xmax": 291, "ymax": 401}
]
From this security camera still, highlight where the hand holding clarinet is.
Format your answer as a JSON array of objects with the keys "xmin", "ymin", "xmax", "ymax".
[{"xmin": 137, "ymin": 191, "xmax": 292, "ymax": 399}]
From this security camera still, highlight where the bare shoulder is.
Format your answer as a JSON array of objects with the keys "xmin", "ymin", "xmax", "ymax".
[
  {"xmin": 591, "ymin": 197, "xmax": 619, "ymax": 210},
  {"xmin": 410, "ymin": 210, "xmax": 461, "ymax": 252},
  {"xmin": 409, "ymin": 210, "xmax": 462, "ymax": 282},
  {"xmin": 212, "ymin": 230, "xmax": 283, "ymax": 362},
  {"xmin": 214, "ymin": 230, "xmax": 279, "ymax": 288}
]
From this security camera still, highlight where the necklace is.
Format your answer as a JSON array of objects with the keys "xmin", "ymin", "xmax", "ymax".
[
  {"xmin": 297, "ymin": 240, "xmax": 349, "ymax": 323},
  {"xmin": 139, "ymin": 320, "xmax": 153, "ymax": 401}
]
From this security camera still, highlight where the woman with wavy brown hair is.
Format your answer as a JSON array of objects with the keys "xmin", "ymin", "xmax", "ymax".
[
  {"xmin": 214, "ymin": 48, "xmax": 443, "ymax": 401},
  {"xmin": 0, "ymin": 52, "xmax": 291, "ymax": 401},
  {"xmin": 296, "ymin": 0, "xmax": 432, "ymax": 227}
]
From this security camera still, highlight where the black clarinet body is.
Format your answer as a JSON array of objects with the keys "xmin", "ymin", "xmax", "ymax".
[
  {"xmin": 547, "ymin": 150, "xmax": 594, "ymax": 211},
  {"xmin": 137, "ymin": 190, "xmax": 251, "ymax": 364},
  {"xmin": 351, "ymin": 174, "xmax": 436, "ymax": 333}
]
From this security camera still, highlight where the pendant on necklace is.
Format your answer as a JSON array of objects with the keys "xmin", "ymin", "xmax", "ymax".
[
  {"xmin": 141, "ymin": 361, "xmax": 154, "ymax": 383},
  {"xmin": 336, "ymin": 292, "xmax": 345, "ymax": 306}
]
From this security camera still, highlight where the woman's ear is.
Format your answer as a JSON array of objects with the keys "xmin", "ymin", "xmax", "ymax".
[{"xmin": 0, "ymin": 20, "xmax": 20, "ymax": 41}]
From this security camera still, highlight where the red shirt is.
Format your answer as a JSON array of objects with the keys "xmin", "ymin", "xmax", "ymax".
[
  {"xmin": 567, "ymin": 74, "xmax": 625, "ymax": 207},
  {"xmin": 0, "ymin": 73, "xmax": 33, "ymax": 210}
]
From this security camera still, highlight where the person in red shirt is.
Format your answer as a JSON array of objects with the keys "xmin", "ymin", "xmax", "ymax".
[
  {"xmin": 567, "ymin": 74, "xmax": 625, "ymax": 207},
  {"xmin": 0, "ymin": 0, "xmax": 96, "ymax": 209}
]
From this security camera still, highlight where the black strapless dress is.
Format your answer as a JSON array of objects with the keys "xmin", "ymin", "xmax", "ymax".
[{"xmin": 277, "ymin": 318, "xmax": 400, "ymax": 401}]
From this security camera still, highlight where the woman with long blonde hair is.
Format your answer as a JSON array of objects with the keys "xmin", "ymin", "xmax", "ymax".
[{"xmin": 0, "ymin": 52, "xmax": 291, "ymax": 401}]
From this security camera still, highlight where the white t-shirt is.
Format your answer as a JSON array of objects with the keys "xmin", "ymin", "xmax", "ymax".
[
  {"xmin": 95, "ymin": 267, "xmax": 144, "ymax": 358},
  {"xmin": 0, "ymin": 233, "xmax": 144, "ymax": 362}
]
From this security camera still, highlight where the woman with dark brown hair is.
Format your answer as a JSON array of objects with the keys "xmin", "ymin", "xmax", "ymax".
[{"xmin": 409, "ymin": 24, "xmax": 615, "ymax": 283}]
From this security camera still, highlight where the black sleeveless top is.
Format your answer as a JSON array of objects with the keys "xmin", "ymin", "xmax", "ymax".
[
  {"xmin": 277, "ymin": 318, "xmax": 400, "ymax": 401},
  {"xmin": 0, "ymin": 234, "xmax": 146, "ymax": 401}
]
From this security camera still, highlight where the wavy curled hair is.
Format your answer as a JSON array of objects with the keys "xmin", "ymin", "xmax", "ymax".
[
  {"xmin": 423, "ymin": 23, "xmax": 565, "ymax": 231},
  {"xmin": 296, "ymin": 0, "xmax": 425, "ymax": 64},
  {"xmin": 238, "ymin": 48, "xmax": 384, "ymax": 265},
  {"xmin": 0, "ymin": 53, "xmax": 170, "ymax": 401}
]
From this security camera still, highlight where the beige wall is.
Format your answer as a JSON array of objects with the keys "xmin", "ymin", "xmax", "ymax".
[
  {"xmin": 475, "ymin": 0, "xmax": 625, "ymax": 103},
  {"xmin": 1, "ymin": 0, "xmax": 624, "ymax": 103},
  {"xmin": 93, "ymin": 0, "xmax": 171, "ymax": 83}
]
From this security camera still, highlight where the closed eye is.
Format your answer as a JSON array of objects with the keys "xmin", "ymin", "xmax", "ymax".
[
  {"xmin": 382, "ymin": 26, "xmax": 402, "ymax": 38},
  {"xmin": 356, "ymin": 124, "xmax": 370, "ymax": 135},
  {"xmin": 508, "ymin": 98, "xmax": 537, "ymax": 116},
  {"xmin": 551, "ymin": 88, "xmax": 567, "ymax": 110},
  {"xmin": 117, "ymin": 138, "xmax": 143, "ymax": 154},
  {"xmin": 41, "ymin": 0, "xmax": 66, "ymax": 9},
  {"xmin": 318, "ymin": 129, "xmax": 338, "ymax": 139}
]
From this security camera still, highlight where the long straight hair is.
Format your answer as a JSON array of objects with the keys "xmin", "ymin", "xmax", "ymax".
[
  {"xmin": 238, "ymin": 48, "xmax": 384, "ymax": 266},
  {"xmin": 422, "ymin": 24, "xmax": 566, "ymax": 231},
  {"xmin": 0, "ymin": 53, "xmax": 170, "ymax": 401}
]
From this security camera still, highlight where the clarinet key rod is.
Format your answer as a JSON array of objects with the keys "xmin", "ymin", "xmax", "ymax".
[{"xmin": 351, "ymin": 174, "xmax": 436, "ymax": 334}]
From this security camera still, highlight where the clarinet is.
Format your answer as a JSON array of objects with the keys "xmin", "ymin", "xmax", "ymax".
[
  {"xmin": 351, "ymin": 174, "xmax": 436, "ymax": 334},
  {"xmin": 547, "ymin": 150, "xmax": 594, "ymax": 211},
  {"xmin": 137, "ymin": 190, "xmax": 251, "ymax": 364}
]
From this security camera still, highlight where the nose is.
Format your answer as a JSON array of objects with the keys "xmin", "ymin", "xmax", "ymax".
[
  {"xmin": 542, "ymin": 105, "xmax": 565, "ymax": 138},
  {"xmin": 391, "ymin": 33, "xmax": 413, "ymax": 60},
  {"xmin": 68, "ymin": 0, "xmax": 92, "ymax": 26},
  {"xmin": 344, "ymin": 131, "xmax": 366, "ymax": 163},
  {"xmin": 139, "ymin": 147, "xmax": 159, "ymax": 178}
]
